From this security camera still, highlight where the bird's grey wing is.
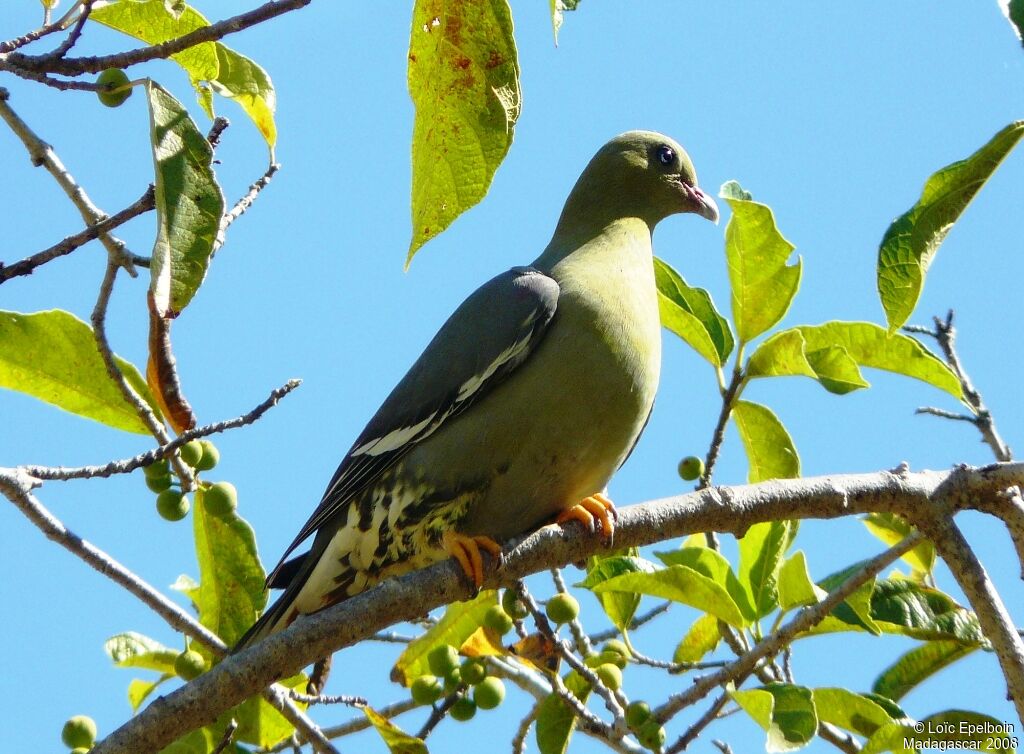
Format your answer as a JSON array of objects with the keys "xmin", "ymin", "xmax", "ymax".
[{"xmin": 265, "ymin": 267, "xmax": 560, "ymax": 585}]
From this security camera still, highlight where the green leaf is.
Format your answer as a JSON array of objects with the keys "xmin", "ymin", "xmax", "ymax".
[
  {"xmin": 104, "ymin": 632, "xmax": 178, "ymax": 673},
  {"xmin": 407, "ymin": 0, "xmax": 520, "ymax": 264},
  {"xmin": 810, "ymin": 562, "xmax": 883, "ymax": 636},
  {"xmin": 656, "ymin": 546, "xmax": 756, "ymax": 621},
  {"xmin": 778, "ymin": 551, "xmax": 826, "ymax": 610},
  {"xmin": 654, "ymin": 257, "xmax": 734, "ymax": 366},
  {"xmin": 730, "ymin": 683, "xmax": 818, "ymax": 752},
  {"xmin": 864, "ymin": 711, "xmax": 1017, "ymax": 754},
  {"xmin": 548, "ymin": 0, "xmax": 581, "ymax": 45},
  {"xmin": 157, "ymin": 728, "xmax": 215, "ymax": 754},
  {"xmin": 873, "ymin": 640, "xmax": 978, "ymax": 702},
  {"xmin": 720, "ymin": 180, "xmax": 802, "ymax": 343},
  {"xmin": 233, "ymin": 676, "xmax": 306, "ymax": 748},
  {"xmin": 0, "ymin": 309, "xmax": 160, "ymax": 433},
  {"xmin": 146, "ymin": 81, "xmax": 226, "ymax": 317},
  {"xmin": 738, "ymin": 520, "xmax": 796, "ymax": 619},
  {"xmin": 89, "ymin": 0, "xmax": 219, "ymax": 83},
  {"xmin": 812, "ymin": 688, "xmax": 895, "ymax": 739},
  {"xmin": 128, "ymin": 674, "xmax": 173, "ymax": 712},
  {"xmin": 1003, "ymin": 0, "xmax": 1024, "ymax": 45},
  {"xmin": 674, "ymin": 613, "xmax": 722, "ymax": 663},
  {"xmin": 536, "ymin": 671, "xmax": 591, "ymax": 754},
  {"xmin": 796, "ymin": 322, "xmax": 961, "ymax": 399},
  {"xmin": 870, "ymin": 579, "xmax": 987, "ymax": 644},
  {"xmin": 862, "ymin": 513, "xmax": 935, "ymax": 574},
  {"xmin": 747, "ymin": 329, "xmax": 870, "ymax": 395},
  {"xmin": 209, "ymin": 44, "xmax": 276, "ymax": 150},
  {"xmin": 810, "ymin": 573, "xmax": 987, "ymax": 644},
  {"xmin": 878, "ymin": 121, "xmax": 1024, "ymax": 332},
  {"xmin": 193, "ymin": 495, "xmax": 266, "ymax": 648},
  {"xmin": 391, "ymin": 590, "xmax": 497, "ymax": 685},
  {"xmin": 364, "ymin": 707, "xmax": 428, "ymax": 754},
  {"xmin": 591, "ymin": 565, "xmax": 746, "ymax": 628},
  {"xmin": 732, "ymin": 401, "xmax": 800, "ymax": 484},
  {"xmin": 577, "ymin": 555, "xmax": 658, "ymax": 632}
]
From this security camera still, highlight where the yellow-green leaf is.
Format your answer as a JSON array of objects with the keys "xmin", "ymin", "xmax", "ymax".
[
  {"xmin": 0, "ymin": 309, "xmax": 159, "ymax": 433},
  {"xmin": 128, "ymin": 675, "xmax": 172, "ymax": 712},
  {"xmin": 732, "ymin": 400, "xmax": 800, "ymax": 484},
  {"xmin": 656, "ymin": 546, "xmax": 756, "ymax": 621},
  {"xmin": 738, "ymin": 520, "xmax": 797, "ymax": 619},
  {"xmin": 862, "ymin": 513, "xmax": 935, "ymax": 574},
  {"xmin": 674, "ymin": 613, "xmax": 722, "ymax": 663},
  {"xmin": 729, "ymin": 683, "xmax": 818, "ymax": 752},
  {"xmin": 864, "ymin": 712, "xmax": 1017, "ymax": 754},
  {"xmin": 364, "ymin": 707, "xmax": 428, "ymax": 754},
  {"xmin": 193, "ymin": 494, "xmax": 266, "ymax": 648},
  {"xmin": 591, "ymin": 565, "xmax": 746, "ymax": 629},
  {"xmin": 747, "ymin": 329, "xmax": 870, "ymax": 395},
  {"xmin": 210, "ymin": 44, "xmax": 276, "ymax": 150},
  {"xmin": 797, "ymin": 322, "xmax": 962, "ymax": 399},
  {"xmin": 654, "ymin": 256, "xmax": 733, "ymax": 366},
  {"xmin": 812, "ymin": 688, "xmax": 895, "ymax": 739},
  {"xmin": 407, "ymin": 0, "xmax": 520, "ymax": 264},
  {"xmin": 577, "ymin": 555, "xmax": 658, "ymax": 632},
  {"xmin": 89, "ymin": 0, "xmax": 218, "ymax": 83},
  {"xmin": 778, "ymin": 551, "xmax": 826, "ymax": 610},
  {"xmin": 720, "ymin": 180, "xmax": 802, "ymax": 343},
  {"xmin": 878, "ymin": 121, "xmax": 1024, "ymax": 332},
  {"xmin": 536, "ymin": 671, "xmax": 591, "ymax": 754},
  {"xmin": 391, "ymin": 590, "xmax": 497, "ymax": 685},
  {"xmin": 147, "ymin": 81, "xmax": 225, "ymax": 317},
  {"xmin": 104, "ymin": 631, "xmax": 177, "ymax": 672}
]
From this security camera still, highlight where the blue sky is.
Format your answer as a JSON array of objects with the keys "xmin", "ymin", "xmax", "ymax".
[{"xmin": 2, "ymin": 1, "xmax": 1023, "ymax": 752}]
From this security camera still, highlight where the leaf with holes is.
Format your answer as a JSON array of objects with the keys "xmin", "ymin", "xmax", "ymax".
[{"xmin": 407, "ymin": 0, "xmax": 520, "ymax": 264}]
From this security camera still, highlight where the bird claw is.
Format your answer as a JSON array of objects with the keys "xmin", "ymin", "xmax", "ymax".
[
  {"xmin": 443, "ymin": 531, "xmax": 502, "ymax": 589},
  {"xmin": 556, "ymin": 493, "xmax": 616, "ymax": 545}
]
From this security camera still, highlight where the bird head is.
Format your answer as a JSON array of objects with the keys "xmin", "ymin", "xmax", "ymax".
[
  {"xmin": 590, "ymin": 130, "xmax": 719, "ymax": 226},
  {"xmin": 555, "ymin": 131, "xmax": 719, "ymax": 237}
]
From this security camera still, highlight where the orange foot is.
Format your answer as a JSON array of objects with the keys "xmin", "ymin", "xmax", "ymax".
[
  {"xmin": 443, "ymin": 531, "xmax": 502, "ymax": 589},
  {"xmin": 556, "ymin": 493, "xmax": 617, "ymax": 543}
]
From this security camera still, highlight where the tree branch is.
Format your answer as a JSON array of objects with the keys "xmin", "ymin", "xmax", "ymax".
[
  {"xmin": 916, "ymin": 511, "xmax": 1024, "ymax": 720},
  {"xmin": 89, "ymin": 463, "xmax": 1024, "ymax": 753},
  {"xmin": 2, "ymin": 0, "xmax": 315, "ymax": 76}
]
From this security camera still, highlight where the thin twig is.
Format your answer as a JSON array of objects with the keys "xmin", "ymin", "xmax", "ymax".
[
  {"xmin": 3, "ymin": 0, "xmax": 315, "ymax": 75},
  {"xmin": 905, "ymin": 311, "xmax": 1012, "ymax": 461},
  {"xmin": 516, "ymin": 582, "xmax": 627, "ymax": 735},
  {"xmin": 512, "ymin": 703, "xmax": 540, "ymax": 754},
  {"xmin": 0, "ymin": 467, "xmax": 225, "ymax": 652},
  {"xmin": 667, "ymin": 692, "xmax": 730, "ymax": 754},
  {"xmin": 417, "ymin": 694, "xmax": 458, "ymax": 740},
  {"xmin": 590, "ymin": 602, "xmax": 671, "ymax": 643},
  {"xmin": 261, "ymin": 684, "xmax": 339, "ymax": 754},
  {"xmin": 0, "ymin": 186, "xmax": 155, "ymax": 284},
  {"xmin": 215, "ymin": 162, "xmax": 280, "ymax": 251},
  {"xmin": 41, "ymin": 0, "xmax": 93, "ymax": 61},
  {"xmin": 22, "ymin": 379, "xmax": 302, "ymax": 481},
  {"xmin": 211, "ymin": 720, "xmax": 237, "ymax": 754}
]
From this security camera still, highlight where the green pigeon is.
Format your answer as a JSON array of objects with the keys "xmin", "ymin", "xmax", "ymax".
[{"xmin": 235, "ymin": 130, "xmax": 718, "ymax": 650}]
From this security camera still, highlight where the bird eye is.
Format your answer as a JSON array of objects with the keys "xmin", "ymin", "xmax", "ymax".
[{"xmin": 656, "ymin": 145, "xmax": 675, "ymax": 167}]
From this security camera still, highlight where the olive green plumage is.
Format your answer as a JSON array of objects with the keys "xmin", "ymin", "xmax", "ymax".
[{"xmin": 234, "ymin": 130, "xmax": 718, "ymax": 650}]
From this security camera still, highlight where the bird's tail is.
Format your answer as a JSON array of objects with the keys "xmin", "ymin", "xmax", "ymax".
[{"xmin": 232, "ymin": 552, "xmax": 313, "ymax": 653}]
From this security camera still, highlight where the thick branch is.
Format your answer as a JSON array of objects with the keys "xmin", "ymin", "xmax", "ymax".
[
  {"xmin": 90, "ymin": 463, "xmax": 1024, "ymax": 753},
  {"xmin": 917, "ymin": 513, "xmax": 1024, "ymax": 720}
]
